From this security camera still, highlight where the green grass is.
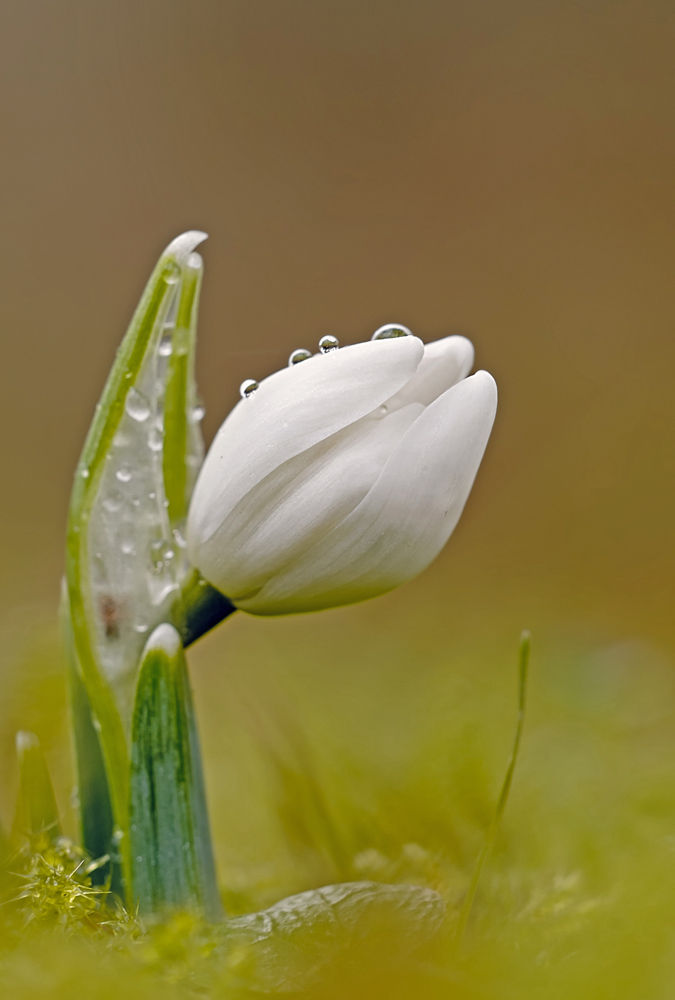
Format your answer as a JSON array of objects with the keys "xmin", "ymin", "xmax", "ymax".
[{"xmin": 2, "ymin": 596, "xmax": 675, "ymax": 997}]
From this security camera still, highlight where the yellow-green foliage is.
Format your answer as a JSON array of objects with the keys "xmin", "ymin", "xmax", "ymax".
[{"xmin": 2, "ymin": 601, "xmax": 675, "ymax": 998}]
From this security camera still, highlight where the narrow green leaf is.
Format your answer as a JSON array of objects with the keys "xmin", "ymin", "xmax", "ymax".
[
  {"xmin": 455, "ymin": 629, "xmax": 531, "ymax": 943},
  {"xmin": 65, "ymin": 231, "xmax": 207, "ymax": 895},
  {"xmin": 129, "ymin": 624, "xmax": 222, "ymax": 919},
  {"xmin": 69, "ymin": 661, "xmax": 124, "ymax": 893},
  {"xmin": 163, "ymin": 256, "xmax": 205, "ymax": 527},
  {"xmin": 61, "ymin": 583, "xmax": 122, "ymax": 892},
  {"xmin": 13, "ymin": 731, "xmax": 61, "ymax": 851}
]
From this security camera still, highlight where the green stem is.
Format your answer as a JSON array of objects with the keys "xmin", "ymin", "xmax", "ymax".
[{"xmin": 180, "ymin": 570, "xmax": 238, "ymax": 648}]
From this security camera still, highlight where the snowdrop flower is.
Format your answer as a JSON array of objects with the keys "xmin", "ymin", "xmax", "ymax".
[{"xmin": 187, "ymin": 331, "xmax": 497, "ymax": 615}]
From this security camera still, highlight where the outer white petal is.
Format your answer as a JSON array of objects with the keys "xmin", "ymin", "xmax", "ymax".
[
  {"xmin": 383, "ymin": 335, "xmax": 474, "ymax": 412},
  {"xmin": 239, "ymin": 370, "xmax": 497, "ymax": 615},
  {"xmin": 193, "ymin": 403, "xmax": 424, "ymax": 599},
  {"xmin": 187, "ymin": 336, "xmax": 424, "ymax": 550}
]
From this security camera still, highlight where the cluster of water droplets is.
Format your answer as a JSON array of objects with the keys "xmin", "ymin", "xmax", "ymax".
[
  {"xmin": 86, "ymin": 259, "xmax": 204, "ymax": 717},
  {"xmin": 238, "ymin": 325, "xmax": 413, "ymax": 401}
]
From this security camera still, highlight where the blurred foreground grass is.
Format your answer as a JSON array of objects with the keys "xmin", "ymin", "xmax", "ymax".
[{"xmin": 2, "ymin": 587, "xmax": 675, "ymax": 998}]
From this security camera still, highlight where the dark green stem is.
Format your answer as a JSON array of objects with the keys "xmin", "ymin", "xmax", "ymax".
[{"xmin": 179, "ymin": 571, "xmax": 238, "ymax": 648}]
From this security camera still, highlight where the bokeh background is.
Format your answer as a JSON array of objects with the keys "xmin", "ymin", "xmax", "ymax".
[{"xmin": 1, "ymin": 0, "xmax": 675, "ymax": 940}]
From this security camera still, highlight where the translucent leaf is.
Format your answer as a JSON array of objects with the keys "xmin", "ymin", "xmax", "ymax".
[
  {"xmin": 65, "ymin": 231, "xmax": 207, "ymax": 892},
  {"xmin": 86, "ymin": 249, "xmax": 205, "ymax": 724}
]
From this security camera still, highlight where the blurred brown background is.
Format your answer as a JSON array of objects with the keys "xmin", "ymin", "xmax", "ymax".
[{"xmin": 1, "ymin": 0, "xmax": 675, "ymax": 855}]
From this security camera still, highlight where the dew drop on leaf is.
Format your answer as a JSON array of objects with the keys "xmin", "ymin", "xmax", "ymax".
[{"xmin": 125, "ymin": 387, "xmax": 151, "ymax": 422}]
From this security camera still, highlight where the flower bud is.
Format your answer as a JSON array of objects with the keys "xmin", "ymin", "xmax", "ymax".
[{"xmin": 187, "ymin": 334, "xmax": 497, "ymax": 615}]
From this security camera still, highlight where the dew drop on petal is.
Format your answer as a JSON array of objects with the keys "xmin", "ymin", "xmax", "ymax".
[
  {"xmin": 79, "ymin": 467, "xmax": 90, "ymax": 479},
  {"xmin": 240, "ymin": 379, "xmax": 259, "ymax": 399},
  {"xmin": 134, "ymin": 623, "xmax": 149, "ymax": 634},
  {"xmin": 319, "ymin": 335, "xmax": 339, "ymax": 354},
  {"xmin": 371, "ymin": 323, "xmax": 413, "ymax": 340},
  {"xmin": 121, "ymin": 540, "xmax": 135, "ymax": 555},
  {"xmin": 116, "ymin": 465, "xmax": 133, "ymax": 483},
  {"xmin": 125, "ymin": 387, "xmax": 151, "ymax": 422},
  {"xmin": 190, "ymin": 404, "xmax": 205, "ymax": 423},
  {"xmin": 288, "ymin": 348, "xmax": 312, "ymax": 366}
]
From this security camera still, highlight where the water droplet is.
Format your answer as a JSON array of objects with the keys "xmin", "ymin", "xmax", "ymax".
[
  {"xmin": 371, "ymin": 323, "xmax": 413, "ymax": 340},
  {"xmin": 240, "ymin": 379, "xmax": 259, "ymax": 399},
  {"xmin": 187, "ymin": 252, "xmax": 202, "ymax": 270},
  {"xmin": 150, "ymin": 538, "xmax": 174, "ymax": 572},
  {"xmin": 190, "ymin": 404, "xmax": 205, "ymax": 423},
  {"xmin": 173, "ymin": 527, "xmax": 187, "ymax": 548},
  {"xmin": 121, "ymin": 540, "xmax": 135, "ymax": 555},
  {"xmin": 92, "ymin": 717, "xmax": 102, "ymax": 733},
  {"xmin": 134, "ymin": 623, "xmax": 149, "ymax": 634},
  {"xmin": 288, "ymin": 348, "xmax": 312, "ymax": 366},
  {"xmin": 148, "ymin": 426, "xmax": 163, "ymax": 452},
  {"xmin": 79, "ymin": 467, "xmax": 90, "ymax": 479},
  {"xmin": 103, "ymin": 493, "xmax": 123, "ymax": 513},
  {"xmin": 158, "ymin": 335, "xmax": 173, "ymax": 357},
  {"xmin": 164, "ymin": 262, "xmax": 181, "ymax": 285},
  {"xmin": 116, "ymin": 465, "xmax": 132, "ymax": 483},
  {"xmin": 125, "ymin": 387, "xmax": 151, "ymax": 422},
  {"xmin": 163, "ymin": 499, "xmax": 170, "ymax": 508},
  {"xmin": 378, "ymin": 404, "xmax": 388, "ymax": 415},
  {"xmin": 319, "ymin": 335, "xmax": 339, "ymax": 353}
]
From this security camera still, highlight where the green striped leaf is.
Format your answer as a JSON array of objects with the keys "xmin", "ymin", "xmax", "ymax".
[{"xmin": 129, "ymin": 624, "xmax": 221, "ymax": 919}]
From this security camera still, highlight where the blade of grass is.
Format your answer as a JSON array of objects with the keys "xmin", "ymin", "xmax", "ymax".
[
  {"xmin": 455, "ymin": 630, "xmax": 531, "ymax": 944},
  {"xmin": 13, "ymin": 731, "xmax": 62, "ymax": 852}
]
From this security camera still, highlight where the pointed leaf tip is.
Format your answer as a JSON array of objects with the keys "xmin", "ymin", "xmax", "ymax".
[
  {"xmin": 16, "ymin": 730, "xmax": 40, "ymax": 754},
  {"xmin": 163, "ymin": 231, "xmax": 208, "ymax": 262},
  {"xmin": 143, "ymin": 622, "xmax": 182, "ymax": 658}
]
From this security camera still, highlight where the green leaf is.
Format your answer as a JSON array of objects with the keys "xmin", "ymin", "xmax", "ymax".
[
  {"xmin": 13, "ymin": 731, "xmax": 61, "ymax": 851},
  {"xmin": 61, "ymin": 583, "xmax": 122, "ymax": 892},
  {"xmin": 129, "ymin": 624, "xmax": 222, "ymax": 919},
  {"xmin": 163, "ymin": 259, "xmax": 205, "ymax": 527},
  {"xmin": 65, "ymin": 231, "xmax": 208, "ymax": 894}
]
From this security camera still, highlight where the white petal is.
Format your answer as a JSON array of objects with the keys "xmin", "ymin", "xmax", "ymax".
[
  {"xmin": 239, "ymin": 370, "xmax": 497, "ymax": 615},
  {"xmin": 193, "ymin": 403, "xmax": 424, "ymax": 599},
  {"xmin": 188, "ymin": 336, "xmax": 423, "ymax": 549},
  {"xmin": 383, "ymin": 335, "xmax": 474, "ymax": 412}
]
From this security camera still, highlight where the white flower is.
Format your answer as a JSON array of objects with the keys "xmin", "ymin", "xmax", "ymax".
[{"xmin": 187, "ymin": 333, "xmax": 497, "ymax": 615}]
